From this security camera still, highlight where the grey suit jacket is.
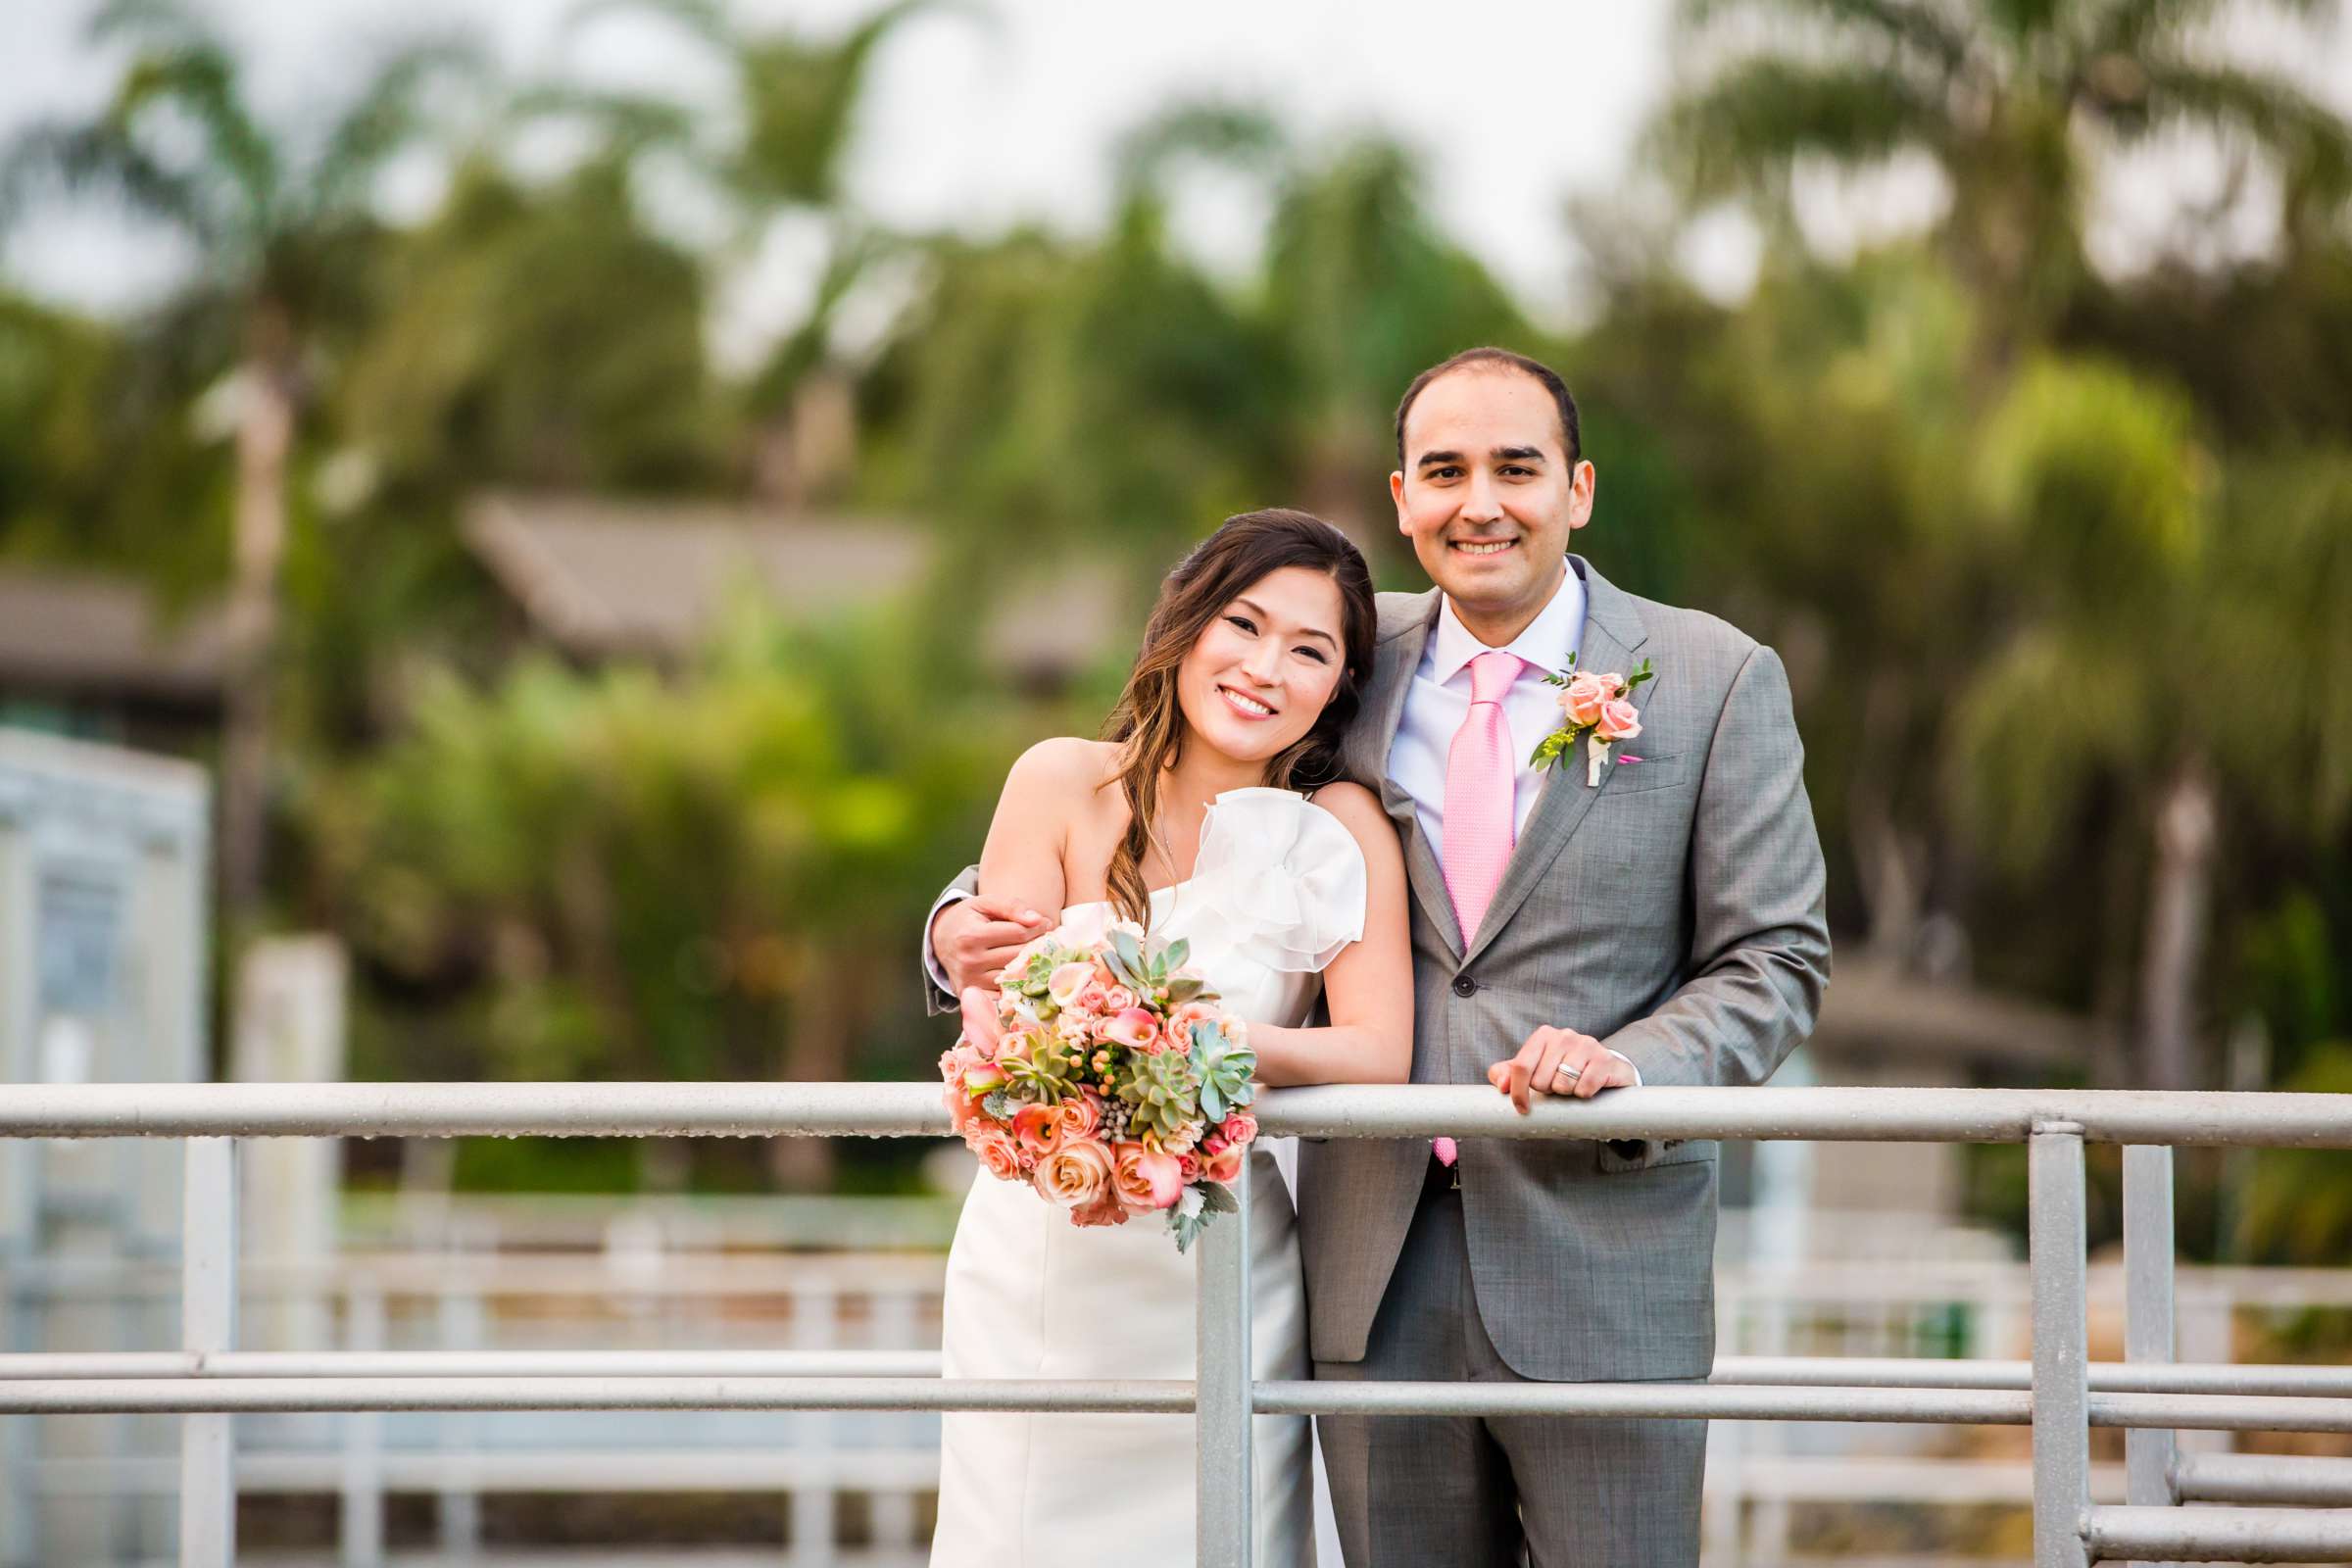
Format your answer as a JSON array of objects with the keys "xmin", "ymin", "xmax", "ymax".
[{"xmin": 1293, "ymin": 556, "xmax": 1830, "ymax": 1382}]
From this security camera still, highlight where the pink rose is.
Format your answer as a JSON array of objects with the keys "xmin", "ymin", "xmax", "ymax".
[
  {"xmin": 1057, "ymin": 1092, "xmax": 1102, "ymax": 1142},
  {"xmin": 966, "ymin": 1124, "xmax": 1023, "ymax": 1182},
  {"xmin": 1219, "ymin": 1111, "xmax": 1258, "ymax": 1147},
  {"xmin": 1167, "ymin": 1002, "xmax": 1220, "ymax": 1047},
  {"xmin": 995, "ymin": 1029, "xmax": 1037, "ymax": 1066},
  {"xmin": 1076, "ymin": 984, "xmax": 1108, "ymax": 1013},
  {"xmin": 1032, "ymin": 1139, "xmax": 1116, "ymax": 1212},
  {"xmin": 1102, "ymin": 985, "xmax": 1138, "ymax": 1013},
  {"xmin": 1012, "ymin": 1102, "xmax": 1062, "ymax": 1159},
  {"xmin": 1177, "ymin": 1153, "xmax": 1202, "ymax": 1184},
  {"xmin": 1559, "ymin": 671, "xmax": 1611, "ymax": 726},
  {"xmin": 1103, "ymin": 1007, "xmax": 1160, "ymax": 1051},
  {"xmin": 1201, "ymin": 1142, "xmax": 1246, "ymax": 1185},
  {"xmin": 1110, "ymin": 1140, "xmax": 1186, "ymax": 1212},
  {"xmin": 1594, "ymin": 698, "xmax": 1642, "ymax": 743},
  {"xmin": 1048, "ymin": 962, "xmax": 1097, "ymax": 1007}
]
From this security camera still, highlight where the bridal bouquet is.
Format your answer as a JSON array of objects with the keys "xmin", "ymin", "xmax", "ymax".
[{"xmin": 940, "ymin": 921, "xmax": 1259, "ymax": 1252}]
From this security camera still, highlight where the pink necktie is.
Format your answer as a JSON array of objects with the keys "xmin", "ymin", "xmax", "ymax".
[{"xmin": 1443, "ymin": 650, "xmax": 1523, "ymax": 945}]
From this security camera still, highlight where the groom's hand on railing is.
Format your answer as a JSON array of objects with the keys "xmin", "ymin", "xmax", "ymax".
[
  {"xmin": 1490, "ymin": 1026, "xmax": 1638, "ymax": 1113},
  {"xmin": 933, "ymin": 895, "xmax": 1054, "ymax": 999}
]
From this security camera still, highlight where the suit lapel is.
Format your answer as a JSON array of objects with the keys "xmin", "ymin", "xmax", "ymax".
[
  {"xmin": 1355, "ymin": 591, "xmax": 1464, "ymax": 955},
  {"xmin": 1460, "ymin": 558, "xmax": 1650, "ymax": 967}
]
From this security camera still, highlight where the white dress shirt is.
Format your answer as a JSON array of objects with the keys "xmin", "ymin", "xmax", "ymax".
[{"xmin": 1385, "ymin": 559, "xmax": 1586, "ymax": 863}]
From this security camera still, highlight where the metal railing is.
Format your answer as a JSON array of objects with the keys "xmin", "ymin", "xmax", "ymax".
[{"xmin": 6, "ymin": 1082, "xmax": 2352, "ymax": 1567}]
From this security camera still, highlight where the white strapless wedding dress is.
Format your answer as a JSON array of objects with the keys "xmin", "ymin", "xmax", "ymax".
[{"xmin": 930, "ymin": 788, "xmax": 1367, "ymax": 1568}]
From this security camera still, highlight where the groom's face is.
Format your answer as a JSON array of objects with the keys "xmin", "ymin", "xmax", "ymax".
[{"xmin": 1390, "ymin": 367, "xmax": 1594, "ymax": 634}]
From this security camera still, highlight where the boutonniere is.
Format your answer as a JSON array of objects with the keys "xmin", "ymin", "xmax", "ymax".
[{"xmin": 1531, "ymin": 656, "xmax": 1655, "ymax": 786}]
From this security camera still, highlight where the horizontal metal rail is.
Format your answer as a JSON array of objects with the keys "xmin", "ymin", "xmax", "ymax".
[
  {"xmin": 12, "ymin": 1349, "xmax": 2352, "ymax": 1400},
  {"xmin": 2084, "ymin": 1503, "xmax": 2352, "ymax": 1561},
  {"xmin": 8, "ymin": 1080, "xmax": 2352, "ymax": 1146},
  {"xmin": 2173, "ymin": 1452, "xmax": 2352, "ymax": 1507}
]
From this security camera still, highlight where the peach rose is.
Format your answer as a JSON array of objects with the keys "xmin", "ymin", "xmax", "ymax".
[
  {"xmin": 1032, "ymin": 1138, "xmax": 1116, "ymax": 1211},
  {"xmin": 1177, "ymin": 1152, "xmax": 1202, "ymax": 1184},
  {"xmin": 1076, "ymin": 984, "xmax": 1108, "ymax": 1013},
  {"xmin": 1559, "ymin": 671, "xmax": 1611, "ymax": 726},
  {"xmin": 966, "ymin": 1124, "xmax": 1023, "ymax": 1182},
  {"xmin": 995, "ymin": 1028, "xmax": 1037, "ymax": 1066},
  {"xmin": 1110, "ymin": 1140, "xmax": 1186, "ymax": 1212},
  {"xmin": 1103, "ymin": 1007, "xmax": 1160, "ymax": 1051},
  {"xmin": 1594, "ymin": 698, "xmax": 1642, "ymax": 743},
  {"xmin": 1012, "ymin": 1102, "xmax": 1062, "ymax": 1159},
  {"xmin": 1057, "ymin": 1091, "xmax": 1102, "ymax": 1142},
  {"xmin": 1200, "ymin": 1141, "xmax": 1246, "ymax": 1185},
  {"xmin": 1219, "ymin": 1111, "xmax": 1258, "ymax": 1147}
]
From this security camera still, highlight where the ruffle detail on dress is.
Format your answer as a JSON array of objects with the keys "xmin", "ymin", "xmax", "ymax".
[{"xmin": 1185, "ymin": 787, "xmax": 1368, "ymax": 973}]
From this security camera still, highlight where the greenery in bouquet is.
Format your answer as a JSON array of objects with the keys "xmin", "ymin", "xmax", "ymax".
[{"xmin": 940, "ymin": 921, "xmax": 1260, "ymax": 1251}]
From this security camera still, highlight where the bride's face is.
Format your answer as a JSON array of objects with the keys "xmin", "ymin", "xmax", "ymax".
[{"xmin": 1175, "ymin": 565, "xmax": 1348, "ymax": 766}]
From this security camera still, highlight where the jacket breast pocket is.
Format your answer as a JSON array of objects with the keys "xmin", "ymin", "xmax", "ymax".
[{"xmin": 1596, "ymin": 750, "xmax": 1689, "ymax": 797}]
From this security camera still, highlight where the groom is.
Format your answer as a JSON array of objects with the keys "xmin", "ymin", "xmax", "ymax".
[{"xmin": 929, "ymin": 347, "xmax": 1830, "ymax": 1565}]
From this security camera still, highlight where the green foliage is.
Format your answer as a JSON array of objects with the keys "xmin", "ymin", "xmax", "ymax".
[{"xmin": 2236, "ymin": 1044, "xmax": 2352, "ymax": 1263}]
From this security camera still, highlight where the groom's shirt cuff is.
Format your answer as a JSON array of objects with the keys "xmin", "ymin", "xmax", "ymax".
[
  {"xmin": 1608, "ymin": 1049, "xmax": 1642, "ymax": 1087},
  {"xmin": 921, "ymin": 887, "xmax": 968, "ymax": 1002}
]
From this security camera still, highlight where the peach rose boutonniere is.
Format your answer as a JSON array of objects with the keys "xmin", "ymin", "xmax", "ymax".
[{"xmin": 1532, "ymin": 655, "xmax": 1655, "ymax": 787}]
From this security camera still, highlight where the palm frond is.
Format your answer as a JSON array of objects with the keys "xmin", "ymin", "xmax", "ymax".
[
  {"xmin": 107, "ymin": 38, "xmax": 278, "ymax": 221},
  {"xmin": 313, "ymin": 34, "xmax": 494, "ymax": 214},
  {"xmin": 1645, "ymin": 56, "xmax": 1946, "ymax": 202},
  {"xmin": 1111, "ymin": 99, "xmax": 1288, "ymax": 203},
  {"xmin": 0, "ymin": 118, "xmax": 220, "ymax": 246},
  {"xmin": 2123, "ymin": 55, "xmax": 2352, "ymax": 180},
  {"xmin": 1679, "ymin": 0, "xmax": 1973, "ymax": 78}
]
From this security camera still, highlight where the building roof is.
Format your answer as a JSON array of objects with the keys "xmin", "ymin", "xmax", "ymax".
[
  {"xmin": 464, "ymin": 491, "xmax": 1122, "ymax": 677},
  {"xmin": 0, "ymin": 567, "xmax": 226, "ymax": 703},
  {"xmin": 1810, "ymin": 957, "xmax": 2098, "ymax": 1074}
]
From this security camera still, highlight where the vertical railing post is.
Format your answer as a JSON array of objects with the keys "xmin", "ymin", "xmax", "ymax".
[
  {"xmin": 1196, "ymin": 1170, "xmax": 1253, "ymax": 1568},
  {"xmin": 179, "ymin": 1137, "xmax": 237, "ymax": 1568},
  {"xmin": 340, "ymin": 1281, "xmax": 385, "ymax": 1568},
  {"xmin": 2030, "ymin": 1122, "xmax": 2090, "ymax": 1568},
  {"xmin": 2124, "ymin": 1145, "xmax": 2180, "ymax": 1511}
]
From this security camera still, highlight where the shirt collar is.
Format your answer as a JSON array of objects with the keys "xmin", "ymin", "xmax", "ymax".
[{"xmin": 1429, "ymin": 560, "xmax": 1585, "ymax": 687}]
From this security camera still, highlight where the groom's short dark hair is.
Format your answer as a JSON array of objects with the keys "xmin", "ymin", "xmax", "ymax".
[{"xmin": 1394, "ymin": 347, "xmax": 1582, "ymax": 468}]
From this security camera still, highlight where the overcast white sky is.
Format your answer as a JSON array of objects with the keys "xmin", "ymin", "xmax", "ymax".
[{"xmin": 5, "ymin": 0, "xmax": 2348, "ymax": 344}]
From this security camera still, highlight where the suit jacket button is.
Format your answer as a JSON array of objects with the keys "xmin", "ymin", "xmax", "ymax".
[{"xmin": 1451, "ymin": 974, "xmax": 1478, "ymax": 998}]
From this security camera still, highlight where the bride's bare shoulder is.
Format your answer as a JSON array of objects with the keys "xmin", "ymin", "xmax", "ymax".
[{"xmin": 1001, "ymin": 737, "xmax": 1123, "ymax": 808}]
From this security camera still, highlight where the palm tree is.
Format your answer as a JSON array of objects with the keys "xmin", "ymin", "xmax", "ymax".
[
  {"xmin": 1945, "ymin": 358, "xmax": 2352, "ymax": 1088},
  {"xmin": 1649, "ymin": 0, "xmax": 2352, "ymax": 363},
  {"xmin": 556, "ymin": 0, "xmax": 970, "ymax": 503},
  {"xmin": 1, "ymin": 0, "xmax": 488, "ymax": 926}
]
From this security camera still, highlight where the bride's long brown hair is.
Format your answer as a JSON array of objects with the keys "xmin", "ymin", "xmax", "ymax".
[{"xmin": 1099, "ymin": 509, "xmax": 1376, "ymax": 926}]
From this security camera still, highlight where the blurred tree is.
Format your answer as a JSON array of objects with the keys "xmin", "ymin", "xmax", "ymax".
[
  {"xmin": 337, "ymin": 155, "xmax": 724, "ymax": 495},
  {"xmin": 557, "ymin": 0, "xmax": 970, "ymax": 504},
  {"xmin": 1650, "ymin": 0, "xmax": 2352, "ymax": 367},
  {"xmin": 320, "ymin": 594, "xmax": 1001, "ymax": 1188},
  {"xmin": 1944, "ymin": 356, "xmax": 2297, "ymax": 1088},
  {"xmin": 0, "ymin": 0, "xmax": 489, "ymax": 925}
]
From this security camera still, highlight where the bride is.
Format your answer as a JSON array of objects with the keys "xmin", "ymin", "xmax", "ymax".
[{"xmin": 927, "ymin": 508, "xmax": 1412, "ymax": 1566}]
